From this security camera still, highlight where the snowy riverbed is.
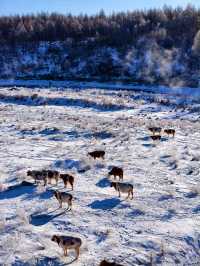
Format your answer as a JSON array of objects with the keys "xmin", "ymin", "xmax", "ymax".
[{"xmin": 0, "ymin": 86, "xmax": 200, "ymax": 265}]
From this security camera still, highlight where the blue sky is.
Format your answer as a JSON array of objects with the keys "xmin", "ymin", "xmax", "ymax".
[{"xmin": 0, "ymin": 0, "xmax": 200, "ymax": 16}]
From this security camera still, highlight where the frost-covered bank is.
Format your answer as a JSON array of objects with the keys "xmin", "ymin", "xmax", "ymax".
[{"xmin": 1, "ymin": 7, "xmax": 200, "ymax": 87}]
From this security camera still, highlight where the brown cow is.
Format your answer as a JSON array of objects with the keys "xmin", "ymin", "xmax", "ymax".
[
  {"xmin": 27, "ymin": 170, "xmax": 46, "ymax": 185},
  {"xmin": 148, "ymin": 127, "xmax": 162, "ymax": 135},
  {"xmin": 42, "ymin": 170, "xmax": 60, "ymax": 185},
  {"xmin": 60, "ymin": 173, "xmax": 74, "ymax": 190},
  {"xmin": 51, "ymin": 235, "xmax": 82, "ymax": 259},
  {"xmin": 164, "ymin": 129, "xmax": 175, "ymax": 137},
  {"xmin": 88, "ymin": 150, "xmax": 105, "ymax": 159},
  {"xmin": 99, "ymin": 260, "xmax": 124, "ymax": 266},
  {"xmin": 54, "ymin": 191, "xmax": 73, "ymax": 210},
  {"xmin": 108, "ymin": 167, "xmax": 123, "ymax": 180},
  {"xmin": 150, "ymin": 135, "xmax": 161, "ymax": 141},
  {"xmin": 111, "ymin": 182, "xmax": 133, "ymax": 199}
]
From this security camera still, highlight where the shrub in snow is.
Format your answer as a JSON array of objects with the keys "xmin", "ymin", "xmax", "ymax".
[
  {"xmin": 2, "ymin": 232, "xmax": 21, "ymax": 264},
  {"xmin": 192, "ymin": 30, "xmax": 200, "ymax": 56},
  {"xmin": 0, "ymin": 183, "xmax": 7, "ymax": 192},
  {"xmin": 16, "ymin": 208, "xmax": 29, "ymax": 225},
  {"xmin": 0, "ymin": 216, "xmax": 6, "ymax": 231}
]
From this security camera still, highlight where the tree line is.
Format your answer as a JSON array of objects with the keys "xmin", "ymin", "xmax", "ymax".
[{"xmin": 0, "ymin": 5, "xmax": 200, "ymax": 52}]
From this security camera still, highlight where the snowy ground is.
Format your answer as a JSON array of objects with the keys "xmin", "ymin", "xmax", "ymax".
[{"xmin": 0, "ymin": 86, "xmax": 200, "ymax": 266}]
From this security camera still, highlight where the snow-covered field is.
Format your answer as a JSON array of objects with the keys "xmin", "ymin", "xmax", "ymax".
[{"xmin": 0, "ymin": 86, "xmax": 200, "ymax": 266}]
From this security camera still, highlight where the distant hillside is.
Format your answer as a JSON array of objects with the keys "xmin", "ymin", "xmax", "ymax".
[{"xmin": 0, "ymin": 6, "xmax": 200, "ymax": 87}]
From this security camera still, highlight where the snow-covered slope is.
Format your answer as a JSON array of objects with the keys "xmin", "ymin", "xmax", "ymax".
[
  {"xmin": 0, "ymin": 86, "xmax": 200, "ymax": 266},
  {"xmin": 0, "ymin": 41, "xmax": 198, "ymax": 87}
]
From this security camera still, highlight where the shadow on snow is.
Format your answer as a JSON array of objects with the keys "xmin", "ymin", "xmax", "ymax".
[
  {"xmin": 30, "ymin": 208, "xmax": 67, "ymax": 226},
  {"xmin": 88, "ymin": 198, "xmax": 121, "ymax": 210},
  {"xmin": 0, "ymin": 181, "xmax": 36, "ymax": 200}
]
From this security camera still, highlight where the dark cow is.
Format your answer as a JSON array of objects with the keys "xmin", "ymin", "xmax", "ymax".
[
  {"xmin": 60, "ymin": 173, "xmax": 74, "ymax": 190},
  {"xmin": 164, "ymin": 129, "xmax": 175, "ymax": 137},
  {"xmin": 54, "ymin": 191, "xmax": 73, "ymax": 210},
  {"xmin": 88, "ymin": 150, "xmax": 105, "ymax": 159},
  {"xmin": 108, "ymin": 167, "xmax": 123, "ymax": 180},
  {"xmin": 42, "ymin": 170, "xmax": 60, "ymax": 185},
  {"xmin": 51, "ymin": 235, "xmax": 82, "ymax": 259},
  {"xmin": 148, "ymin": 127, "xmax": 162, "ymax": 135},
  {"xmin": 27, "ymin": 170, "xmax": 46, "ymax": 185},
  {"xmin": 99, "ymin": 260, "xmax": 124, "ymax": 266},
  {"xmin": 111, "ymin": 182, "xmax": 133, "ymax": 199},
  {"xmin": 150, "ymin": 135, "xmax": 161, "ymax": 141}
]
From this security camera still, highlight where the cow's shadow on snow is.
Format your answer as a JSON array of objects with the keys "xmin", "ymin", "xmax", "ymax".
[
  {"xmin": 184, "ymin": 191, "xmax": 198, "ymax": 199},
  {"xmin": 54, "ymin": 158, "xmax": 79, "ymax": 169},
  {"xmin": 0, "ymin": 180, "xmax": 56, "ymax": 202},
  {"xmin": 128, "ymin": 208, "xmax": 145, "ymax": 217},
  {"xmin": 30, "ymin": 208, "xmax": 66, "ymax": 226},
  {"xmin": 24, "ymin": 188, "xmax": 55, "ymax": 201},
  {"xmin": 54, "ymin": 158, "xmax": 91, "ymax": 173},
  {"xmin": 15, "ymin": 256, "xmax": 67, "ymax": 266},
  {"xmin": 84, "ymin": 131, "xmax": 113, "ymax": 140},
  {"xmin": 38, "ymin": 189, "xmax": 55, "ymax": 199},
  {"xmin": 160, "ymin": 137, "xmax": 168, "ymax": 142},
  {"xmin": 137, "ymin": 136, "xmax": 150, "ymax": 142},
  {"xmin": 161, "ymin": 209, "xmax": 176, "ymax": 221},
  {"xmin": 192, "ymin": 205, "xmax": 200, "ymax": 213},
  {"xmin": 0, "ymin": 181, "xmax": 36, "ymax": 200},
  {"xmin": 158, "ymin": 194, "xmax": 174, "ymax": 201},
  {"xmin": 96, "ymin": 177, "xmax": 110, "ymax": 188},
  {"xmin": 88, "ymin": 198, "xmax": 121, "ymax": 210},
  {"xmin": 142, "ymin": 143, "xmax": 156, "ymax": 148}
]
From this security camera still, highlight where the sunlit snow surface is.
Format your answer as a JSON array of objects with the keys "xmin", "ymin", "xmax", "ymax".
[{"xmin": 0, "ymin": 85, "xmax": 199, "ymax": 266}]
